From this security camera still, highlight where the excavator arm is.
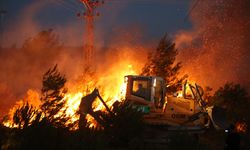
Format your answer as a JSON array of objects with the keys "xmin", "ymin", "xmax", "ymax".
[{"xmin": 78, "ymin": 88, "xmax": 114, "ymax": 128}]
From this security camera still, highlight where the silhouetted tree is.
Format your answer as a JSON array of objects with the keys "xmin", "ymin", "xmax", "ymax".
[
  {"xmin": 141, "ymin": 34, "xmax": 187, "ymax": 93},
  {"xmin": 21, "ymin": 29, "xmax": 62, "ymax": 68},
  {"xmin": 12, "ymin": 103, "xmax": 41, "ymax": 129},
  {"xmin": 101, "ymin": 100, "xmax": 144, "ymax": 147},
  {"xmin": 40, "ymin": 65, "xmax": 69, "ymax": 127},
  {"xmin": 22, "ymin": 29, "xmax": 61, "ymax": 51},
  {"xmin": 213, "ymin": 83, "xmax": 249, "ymax": 121},
  {"xmin": 212, "ymin": 83, "xmax": 250, "ymax": 150}
]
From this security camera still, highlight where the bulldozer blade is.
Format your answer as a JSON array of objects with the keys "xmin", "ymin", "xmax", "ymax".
[{"xmin": 207, "ymin": 106, "xmax": 229, "ymax": 130}]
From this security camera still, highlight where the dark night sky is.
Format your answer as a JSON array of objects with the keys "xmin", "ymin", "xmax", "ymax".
[{"xmin": 0, "ymin": 0, "xmax": 192, "ymax": 47}]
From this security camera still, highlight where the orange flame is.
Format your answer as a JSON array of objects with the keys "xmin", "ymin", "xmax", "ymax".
[
  {"xmin": 3, "ymin": 61, "xmax": 140, "ymax": 129},
  {"xmin": 236, "ymin": 121, "xmax": 247, "ymax": 134},
  {"xmin": 63, "ymin": 63, "xmax": 138, "ymax": 128},
  {"xmin": 3, "ymin": 89, "xmax": 40, "ymax": 128}
]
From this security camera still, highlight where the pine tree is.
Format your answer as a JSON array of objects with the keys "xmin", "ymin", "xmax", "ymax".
[
  {"xmin": 40, "ymin": 65, "xmax": 69, "ymax": 127},
  {"xmin": 22, "ymin": 29, "xmax": 61, "ymax": 51},
  {"xmin": 213, "ymin": 83, "xmax": 249, "ymax": 121},
  {"xmin": 141, "ymin": 34, "xmax": 187, "ymax": 93},
  {"xmin": 12, "ymin": 103, "xmax": 41, "ymax": 129}
]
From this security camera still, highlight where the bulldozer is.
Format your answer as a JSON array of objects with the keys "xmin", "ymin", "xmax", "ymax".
[
  {"xmin": 124, "ymin": 75, "xmax": 227, "ymax": 131},
  {"xmin": 79, "ymin": 75, "xmax": 227, "ymax": 131}
]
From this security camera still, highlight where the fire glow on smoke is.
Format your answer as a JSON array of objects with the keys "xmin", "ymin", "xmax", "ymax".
[
  {"xmin": 2, "ymin": 0, "xmax": 249, "ymax": 129},
  {"xmin": 3, "ymin": 60, "xmax": 139, "ymax": 129}
]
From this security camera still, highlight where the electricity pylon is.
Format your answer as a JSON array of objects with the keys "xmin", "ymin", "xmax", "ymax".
[{"xmin": 79, "ymin": 0, "xmax": 104, "ymax": 66}]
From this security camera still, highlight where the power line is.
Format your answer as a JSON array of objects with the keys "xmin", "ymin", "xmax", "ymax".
[
  {"xmin": 69, "ymin": 0, "xmax": 82, "ymax": 8},
  {"xmin": 59, "ymin": 0, "xmax": 79, "ymax": 11},
  {"xmin": 64, "ymin": 0, "xmax": 82, "ymax": 10},
  {"xmin": 184, "ymin": 0, "xmax": 200, "ymax": 21},
  {"xmin": 54, "ymin": 0, "xmax": 190, "ymax": 13},
  {"xmin": 52, "ymin": 0, "xmax": 78, "ymax": 13}
]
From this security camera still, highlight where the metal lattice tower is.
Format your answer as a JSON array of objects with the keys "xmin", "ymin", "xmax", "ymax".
[{"xmin": 79, "ymin": 0, "xmax": 104, "ymax": 66}]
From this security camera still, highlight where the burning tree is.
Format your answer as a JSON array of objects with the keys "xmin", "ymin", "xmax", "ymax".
[
  {"xmin": 12, "ymin": 103, "xmax": 41, "ymax": 129},
  {"xmin": 3, "ymin": 65, "xmax": 69, "ymax": 129},
  {"xmin": 141, "ymin": 34, "xmax": 187, "ymax": 93},
  {"xmin": 40, "ymin": 65, "xmax": 70, "ymax": 128}
]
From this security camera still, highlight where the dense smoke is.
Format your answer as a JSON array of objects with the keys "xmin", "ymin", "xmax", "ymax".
[{"xmin": 175, "ymin": 0, "xmax": 250, "ymax": 92}]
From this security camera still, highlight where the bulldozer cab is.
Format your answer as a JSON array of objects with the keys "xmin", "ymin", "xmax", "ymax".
[{"xmin": 125, "ymin": 75, "xmax": 166, "ymax": 110}]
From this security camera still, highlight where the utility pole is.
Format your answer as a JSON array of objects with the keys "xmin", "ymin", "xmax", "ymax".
[
  {"xmin": 0, "ymin": 9, "xmax": 7, "ymax": 48},
  {"xmin": 79, "ymin": 0, "xmax": 104, "ymax": 67}
]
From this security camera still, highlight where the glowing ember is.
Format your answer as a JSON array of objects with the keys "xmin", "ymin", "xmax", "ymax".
[{"xmin": 235, "ymin": 121, "xmax": 247, "ymax": 134}]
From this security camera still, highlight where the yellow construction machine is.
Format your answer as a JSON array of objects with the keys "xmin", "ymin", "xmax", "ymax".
[
  {"xmin": 79, "ymin": 75, "xmax": 227, "ymax": 131},
  {"xmin": 124, "ymin": 75, "xmax": 227, "ymax": 131}
]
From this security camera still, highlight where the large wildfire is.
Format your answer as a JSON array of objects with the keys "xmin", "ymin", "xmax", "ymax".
[
  {"xmin": 2, "ymin": 45, "xmax": 146, "ymax": 128},
  {"xmin": 1, "ymin": 0, "xmax": 249, "ymax": 129}
]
